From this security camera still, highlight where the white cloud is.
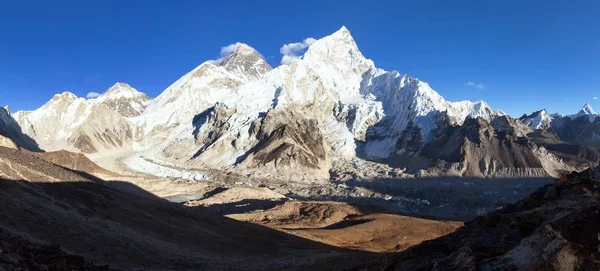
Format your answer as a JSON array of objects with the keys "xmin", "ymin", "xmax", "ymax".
[
  {"xmin": 593, "ymin": 97, "xmax": 598, "ymax": 100},
  {"xmin": 220, "ymin": 42, "xmax": 244, "ymax": 57},
  {"xmin": 279, "ymin": 38, "xmax": 317, "ymax": 65},
  {"xmin": 207, "ymin": 42, "xmax": 246, "ymax": 65},
  {"xmin": 464, "ymin": 81, "xmax": 485, "ymax": 90},
  {"xmin": 86, "ymin": 92, "xmax": 101, "ymax": 99}
]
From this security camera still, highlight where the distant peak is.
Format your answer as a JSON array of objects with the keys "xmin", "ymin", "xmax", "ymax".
[
  {"xmin": 221, "ymin": 43, "xmax": 263, "ymax": 61},
  {"xmin": 108, "ymin": 82, "xmax": 132, "ymax": 89},
  {"xmin": 232, "ymin": 43, "xmax": 256, "ymax": 53},
  {"xmin": 101, "ymin": 82, "xmax": 146, "ymax": 99},
  {"xmin": 217, "ymin": 43, "xmax": 272, "ymax": 81},
  {"xmin": 3, "ymin": 105, "xmax": 10, "ymax": 114},
  {"xmin": 580, "ymin": 103, "xmax": 596, "ymax": 115},
  {"xmin": 54, "ymin": 91, "xmax": 77, "ymax": 100}
]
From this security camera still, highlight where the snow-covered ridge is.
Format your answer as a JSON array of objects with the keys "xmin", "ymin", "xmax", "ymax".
[
  {"xmin": 519, "ymin": 103, "xmax": 600, "ymax": 130},
  {"xmin": 141, "ymin": 26, "xmax": 503, "ymax": 167},
  {"xmin": 13, "ymin": 82, "xmax": 148, "ymax": 152},
  {"xmin": 11, "ymin": 26, "xmax": 507, "ymax": 177},
  {"xmin": 572, "ymin": 103, "xmax": 597, "ymax": 122},
  {"xmin": 520, "ymin": 109, "xmax": 553, "ymax": 129}
]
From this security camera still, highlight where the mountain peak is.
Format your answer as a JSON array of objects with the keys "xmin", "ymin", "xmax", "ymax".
[
  {"xmin": 581, "ymin": 103, "xmax": 595, "ymax": 115},
  {"xmin": 53, "ymin": 91, "xmax": 78, "ymax": 101},
  {"xmin": 330, "ymin": 26, "xmax": 356, "ymax": 44},
  {"xmin": 333, "ymin": 26, "xmax": 351, "ymax": 37},
  {"xmin": 230, "ymin": 43, "xmax": 257, "ymax": 54},
  {"xmin": 107, "ymin": 82, "xmax": 132, "ymax": 91},
  {"xmin": 217, "ymin": 43, "xmax": 272, "ymax": 81},
  {"xmin": 302, "ymin": 26, "xmax": 371, "ymax": 71},
  {"xmin": 101, "ymin": 82, "xmax": 146, "ymax": 100},
  {"xmin": 96, "ymin": 82, "xmax": 150, "ymax": 117}
]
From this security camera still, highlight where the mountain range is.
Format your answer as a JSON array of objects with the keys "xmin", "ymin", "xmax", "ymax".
[{"xmin": 4, "ymin": 26, "xmax": 600, "ymax": 180}]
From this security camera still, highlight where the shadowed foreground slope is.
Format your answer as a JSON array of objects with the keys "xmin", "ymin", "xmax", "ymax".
[
  {"xmin": 360, "ymin": 168, "xmax": 600, "ymax": 270},
  {"xmin": 0, "ymin": 147, "xmax": 376, "ymax": 270}
]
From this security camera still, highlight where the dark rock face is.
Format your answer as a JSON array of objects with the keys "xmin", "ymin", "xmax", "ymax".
[
  {"xmin": 242, "ymin": 110, "xmax": 327, "ymax": 170},
  {"xmin": 362, "ymin": 168, "xmax": 600, "ymax": 270},
  {"xmin": 0, "ymin": 227, "xmax": 111, "ymax": 271},
  {"xmin": 420, "ymin": 117, "xmax": 544, "ymax": 174},
  {"xmin": 553, "ymin": 116, "xmax": 600, "ymax": 148},
  {"xmin": 0, "ymin": 107, "xmax": 41, "ymax": 151}
]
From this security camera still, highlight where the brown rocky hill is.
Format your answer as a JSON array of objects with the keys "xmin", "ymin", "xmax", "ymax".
[{"xmin": 361, "ymin": 168, "xmax": 600, "ymax": 270}]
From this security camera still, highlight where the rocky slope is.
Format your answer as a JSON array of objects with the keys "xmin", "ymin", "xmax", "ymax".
[
  {"xmin": 0, "ymin": 106, "xmax": 40, "ymax": 151},
  {"xmin": 519, "ymin": 103, "xmax": 600, "ymax": 149},
  {"xmin": 363, "ymin": 168, "xmax": 600, "ymax": 270},
  {"xmin": 0, "ymin": 146, "xmax": 372, "ymax": 270},
  {"xmin": 419, "ymin": 116, "xmax": 549, "ymax": 177}
]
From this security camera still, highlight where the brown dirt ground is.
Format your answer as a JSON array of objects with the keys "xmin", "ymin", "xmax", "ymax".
[{"xmin": 229, "ymin": 201, "xmax": 463, "ymax": 253}]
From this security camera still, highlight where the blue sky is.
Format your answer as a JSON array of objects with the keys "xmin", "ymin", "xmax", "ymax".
[{"xmin": 1, "ymin": 1, "xmax": 599, "ymax": 116}]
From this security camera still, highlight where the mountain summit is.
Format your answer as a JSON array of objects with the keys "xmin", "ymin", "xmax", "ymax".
[
  {"xmin": 519, "ymin": 109, "xmax": 553, "ymax": 129},
  {"xmin": 217, "ymin": 43, "xmax": 272, "ymax": 81},
  {"xmin": 572, "ymin": 103, "xmax": 597, "ymax": 121},
  {"xmin": 96, "ymin": 83, "xmax": 150, "ymax": 117}
]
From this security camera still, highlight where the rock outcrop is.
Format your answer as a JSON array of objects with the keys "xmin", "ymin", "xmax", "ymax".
[
  {"xmin": 0, "ymin": 106, "xmax": 40, "ymax": 151},
  {"xmin": 364, "ymin": 168, "xmax": 600, "ymax": 270}
]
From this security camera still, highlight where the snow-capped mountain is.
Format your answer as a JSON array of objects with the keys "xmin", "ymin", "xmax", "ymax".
[
  {"xmin": 14, "ymin": 84, "xmax": 144, "ymax": 153},
  {"xmin": 93, "ymin": 82, "xmax": 150, "ymax": 117},
  {"xmin": 215, "ymin": 43, "xmax": 273, "ymax": 82},
  {"xmin": 139, "ymin": 26, "xmax": 501, "ymax": 178},
  {"xmin": 0, "ymin": 106, "xmax": 40, "ymax": 150},
  {"xmin": 13, "ymin": 26, "xmax": 600, "ymax": 179},
  {"xmin": 519, "ymin": 109, "xmax": 553, "ymax": 129},
  {"xmin": 519, "ymin": 103, "xmax": 599, "ymax": 130},
  {"xmin": 571, "ymin": 103, "xmax": 597, "ymax": 121},
  {"xmin": 135, "ymin": 44, "xmax": 272, "ymax": 148}
]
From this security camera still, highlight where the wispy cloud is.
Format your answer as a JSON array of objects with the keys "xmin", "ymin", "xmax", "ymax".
[
  {"xmin": 207, "ymin": 42, "xmax": 246, "ymax": 65},
  {"xmin": 280, "ymin": 38, "xmax": 317, "ymax": 65},
  {"xmin": 464, "ymin": 81, "xmax": 485, "ymax": 90},
  {"xmin": 593, "ymin": 97, "xmax": 598, "ymax": 100},
  {"xmin": 220, "ymin": 42, "xmax": 244, "ymax": 57},
  {"xmin": 86, "ymin": 92, "xmax": 101, "ymax": 99}
]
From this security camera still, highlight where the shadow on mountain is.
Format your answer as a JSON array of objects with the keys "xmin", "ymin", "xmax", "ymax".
[
  {"xmin": 288, "ymin": 175, "xmax": 554, "ymax": 221},
  {"xmin": 52, "ymin": 165, "xmax": 164, "ymax": 201},
  {"xmin": 320, "ymin": 218, "xmax": 374, "ymax": 230},
  {"xmin": 359, "ymin": 168, "xmax": 600, "ymax": 270},
  {"xmin": 0, "ymin": 176, "xmax": 382, "ymax": 270},
  {"xmin": 201, "ymin": 198, "xmax": 287, "ymax": 215},
  {"xmin": 281, "ymin": 219, "xmax": 375, "ymax": 232},
  {"xmin": 0, "ymin": 107, "xmax": 43, "ymax": 152}
]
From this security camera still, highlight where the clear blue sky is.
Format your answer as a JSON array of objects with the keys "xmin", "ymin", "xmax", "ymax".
[{"xmin": 1, "ymin": 0, "xmax": 599, "ymax": 116}]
